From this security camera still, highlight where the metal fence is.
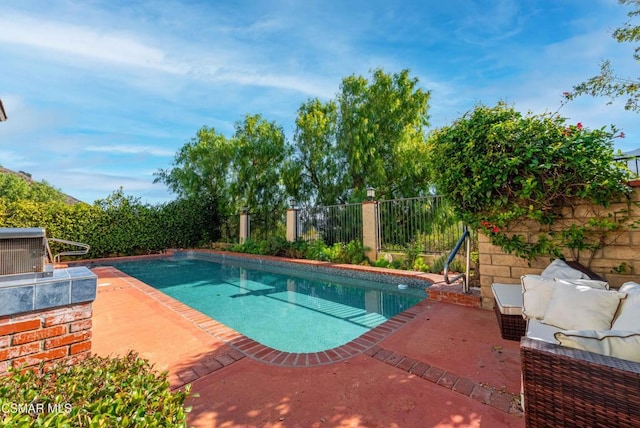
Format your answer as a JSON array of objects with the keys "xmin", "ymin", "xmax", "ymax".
[
  {"xmin": 218, "ymin": 215, "xmax": 239, "ymax": 242},
  {"xmin": 249, "ymin": 209, "xmax": 287, "ymax": 241},
  {"xmin": 378, "ymin": 196, "xmax": 464, "ymax": 253},
  {"xmin": 296, "ymin": 203, "xmax": 363, "ymax": 245},
  {"xmin": 615, "ymin": 154, "xmax": 640, "ymax": 178}
]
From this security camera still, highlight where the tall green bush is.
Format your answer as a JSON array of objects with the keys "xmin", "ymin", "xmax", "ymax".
[
  {"xmin": 427, "ymin": 102, "xmax": 634, "ymax": 263},
  {"xmin": 0, "ymin": 189, "xmax": 223, "ymax": 259}
]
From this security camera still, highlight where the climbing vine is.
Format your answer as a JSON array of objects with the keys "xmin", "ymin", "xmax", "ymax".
[{"xmin": 427, "ymin": 102, "xmax": 635, "ymax": 264}]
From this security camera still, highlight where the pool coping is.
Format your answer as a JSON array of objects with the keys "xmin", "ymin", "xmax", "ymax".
[
  {"xmin": 86, "ymin": 251, "xmax": 436, "ymax": 369},
  {"xmin": 77, "ymin": 249, "xmax": 443, "ymax": 287}
]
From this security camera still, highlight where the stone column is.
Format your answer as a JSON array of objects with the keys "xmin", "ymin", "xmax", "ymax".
[
  {"xmin": 286, "ymin": 208, "xmax": 298, "ymax": 242},
  {"xmin": 362, "ymin": 201, "xmax": 379, "ymax": 262},
  {"xmin": 239, "ymin": 207, "xmax": 250, "ymax": 244}
]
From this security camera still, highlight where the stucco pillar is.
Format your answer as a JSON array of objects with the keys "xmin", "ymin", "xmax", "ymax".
[
  {"xmin": 239, "ymin": 207, "xmax": 250, "ymax": 244},
  {"xmin": 286, "ymin": 208, "xmax": 298, "ymax": 242},
  {"xmin": 362, "ymin": 201, "xmax": 379, "ymax": 262}
]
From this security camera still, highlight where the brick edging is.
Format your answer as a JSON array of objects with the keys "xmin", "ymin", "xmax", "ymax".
[{"xmin": 366, "ymin": 345, "xmax": 523, "ymax": 417}]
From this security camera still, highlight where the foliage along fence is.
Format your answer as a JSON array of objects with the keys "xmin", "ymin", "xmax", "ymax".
[
  {"xmin": 378, "ymin": 196, "xmax": 464, "ymax": 254},
  {"xmin": 615, "ymin": 154, "xmax": 640, "ymax": 178},
  {"xmin": 292, "ymin": 195, "xmax": 464, "ymax": 255},
  {"xmin": 1, "ymin": 190, "xmax": 464, "ymax": 260},
  {"xmin": 296, "ymin": 203, "xmax": 363, "ymax": 246},
  {"xmin": 248, "ymin": 208, "xmax": 287, "ymax": 241}
]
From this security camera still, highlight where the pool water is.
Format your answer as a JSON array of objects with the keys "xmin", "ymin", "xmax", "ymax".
[{"xmin": 112, "ymin": 257, "xmax": 425, "ymax": 353}]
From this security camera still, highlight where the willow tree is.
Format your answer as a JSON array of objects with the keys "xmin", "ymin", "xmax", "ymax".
[
  {"xmin": 155, "ymin": 115, "xmax": 291, "ymax": 238},
  {"xmin": 288, "ymin": 68, "xmax": 432, "ymax": 205},
  {"xmin": 337, "ymin": 68, "xmax": 431, "ymax": 201},
  {"xmin": 231, "ymin": 114, "xmax": 291, "ymax": 238},
  {"xmin": 287, "ymin": 99, "xmax": 346, "ymax": 205},
  {"xmin": 154, "ymin": 126, "xmax": 234, "ymax": 215}
]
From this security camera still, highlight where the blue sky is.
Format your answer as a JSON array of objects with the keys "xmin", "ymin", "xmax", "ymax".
[{"xmin": 1, "ymin": 0, "xmax": 638, "ymax": 204}]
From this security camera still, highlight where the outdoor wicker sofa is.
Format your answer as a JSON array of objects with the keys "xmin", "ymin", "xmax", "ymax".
[
  {"xmin": 515, "ymin": 259, "xmax": 640, "ymax": 427},
  {"xmin": 521, "ymin": 336, "xmax": 640, "ymax": 427}
]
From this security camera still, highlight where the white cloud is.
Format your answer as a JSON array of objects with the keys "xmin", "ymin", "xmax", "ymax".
[
  {"xmin": 0, "ymin": 13, "xmax": 188, "ymax": 75},
  {"xmin": 84, "ymin": 145, "xmax": 175, "ymax": 157},
  {"xmin": 0, "ymin": 10, "xmax": 336, "ymax": 98}
]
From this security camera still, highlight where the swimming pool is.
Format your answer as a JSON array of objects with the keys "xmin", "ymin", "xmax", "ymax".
[{"xmin": 110, "ymin": 254, "xmax": 427, "ymax": 353}]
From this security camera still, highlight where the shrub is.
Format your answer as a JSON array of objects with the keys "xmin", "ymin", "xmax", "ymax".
[
  {"xmin": 321, "ymin": 240, "xmax": 368, "ymax": 264},
  {"xmin": 427, "ymin": 102, "xmax": 634, "ymax": 263},
  {"xmin": 0, "ymin": 351, "xmax": 191, "ymax": 427},
  {"xmin": 412, "ymin": 257, "xmax": 430, "ymax": 273},
  {"xmin": 229, "ymin": 238, "xmax": 369, "ymax": 265},
  {"xmin": 0, "ymin": 189, "xmax": 222, "ymax": 259}
]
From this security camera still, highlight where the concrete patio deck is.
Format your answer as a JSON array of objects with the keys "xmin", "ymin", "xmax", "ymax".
[{"xmin": 91, "ymin": 264, "xmax": 524, "ymax": 427}]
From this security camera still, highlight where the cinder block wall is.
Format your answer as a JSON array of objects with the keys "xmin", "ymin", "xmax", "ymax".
[
  {"xmin": 0, "ymin": 303, "xmax": 92, "ymax": 375},
  {"xmin": 479, "ymin": 183, "xmax": 640, "ymax": 309}
]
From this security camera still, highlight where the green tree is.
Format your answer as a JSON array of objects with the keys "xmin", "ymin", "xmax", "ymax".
[
  {"xmin": 288, "ymin": 68, "xmax": 432, "ymax": 204},
  {"xmin": 154, "ymin": 126, "xmax": 233, "ymax": 215},
  {"xmin": 0, "ymin": 170, "xmax": 68, "ymax": 203},
  {"xmin": 565, "ymin": 0, "xmax": 640, "ymax": 112},
  {"xmin": 231, "ymin": 114, "xmax": 291, "ymax": 238},
  {"xmin": 337, "ymin": 68, "xmax": 431, "ymax": 200},
  {"xmin": 288, "ymin": 98, "xmax": 346, "ymax": 205}
]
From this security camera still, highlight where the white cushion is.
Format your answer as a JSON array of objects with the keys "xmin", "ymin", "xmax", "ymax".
[
  {"xmin": 521, "ymin": 275, "xmax": 609, "ymax": 321},
  {"xmin": 555, "ymin": 329, "xmax": 640, "ymax": 363},
  {"xmin": 526, "ymin": 319, "xmax": 562, "ymax": 343},
  {"xmin": 555, "ymin": 278, "xmax": 609, "ymax": 290},
  {"xmin": 540, "ymin": 259, "xmax": 589, "ymax": 280},
  {"xmin": 542, "ymin": 284, "xmax": 626, "ymax": 330},
  {"xmin": 612, "ymin": 282, "xmax": 640, "ymax": 331},
  {"xmin": 491, "ymin": 283, "xmax": 523, "ymax": 316},
  {"xmin": 522, "ymin": 275, "xmax": 556, "ymax": 320}
]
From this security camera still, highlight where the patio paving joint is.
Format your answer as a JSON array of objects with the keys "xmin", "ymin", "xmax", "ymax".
[{"xmin": 371, "ymin": 345, "xmax": 521, "ymax": 417}]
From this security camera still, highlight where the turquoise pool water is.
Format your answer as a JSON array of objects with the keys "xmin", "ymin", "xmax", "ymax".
[{"xmin": 112, "ymin": 257, "xmax": 425, "ymax": 353}]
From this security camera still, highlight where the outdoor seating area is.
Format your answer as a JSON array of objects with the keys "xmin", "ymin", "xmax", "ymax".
[
  {"xmin": 521, "ymin": 337, "xmax": 640, "ymax": 427},
  {"xmin": 491, "ymin": 258, "xmax": 640, "ymax": 426}
]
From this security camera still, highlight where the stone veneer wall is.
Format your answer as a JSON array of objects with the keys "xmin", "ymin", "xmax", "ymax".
[
  {"xmin": 0, "ymin": 302, "xmax": 92, "ymax": 374},
  {"xmin": 479, "ymin": 182, "xmax": 640, "ymax": 309}
]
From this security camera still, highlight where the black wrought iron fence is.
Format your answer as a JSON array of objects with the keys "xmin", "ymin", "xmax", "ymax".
[
  {"xmin": 378, "ymin": 196, "xmax": 463, "ymax": 253},
  {"xmin": 296, "ymin": 203, "xmax": 363, "ymax": 245},
  {"xmin": 614, "ymin": 154, "xmax": 640, "ymax": 178},
  {"xmin": 218, "ymin": 215, "xmax": 239, "ymax": 242},
  {"xmin": 249, "ymin": 209, "xmax": 287, "ymax": 241}
]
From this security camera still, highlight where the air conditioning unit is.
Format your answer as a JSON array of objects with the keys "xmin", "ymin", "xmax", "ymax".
[{"xmin": 0, "ymin": 228, "xmax": 52, "ymax": 278}]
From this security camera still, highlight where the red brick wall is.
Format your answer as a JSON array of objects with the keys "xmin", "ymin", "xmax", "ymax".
[
  {"xmin": 0, "ymin": 303, "xmax": 92, "ymax": 375},
  {"xmin": 426, "ymin": 283, "xmax": 482, "ymax": 308}
]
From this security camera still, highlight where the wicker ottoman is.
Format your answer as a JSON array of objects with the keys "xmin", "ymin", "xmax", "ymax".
[{"xmin": 491, "ymin": 283, "xmax": 526, "ymax": 341}]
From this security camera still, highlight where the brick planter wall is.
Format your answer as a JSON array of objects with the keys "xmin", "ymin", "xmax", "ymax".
[
  {"xmin": 0, "ymin": 303, "xmax": 93, "ymax": 375},
  {"xmin": 479, "ymin": 183, "xmax": 640, "ymax": 309}
]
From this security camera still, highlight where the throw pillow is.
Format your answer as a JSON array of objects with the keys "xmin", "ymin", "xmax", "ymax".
[
  {"xmin": 540, "ymin": 259, "xmax": 589, "ymax": 280},
  {"xmin": 555, "ymin": 329, "xmax": 640, "ymax": 363},
  {"xmin": 612, "ymin": 282, "xmax": 640, "ymax": 331},
  {"xmin": 521, "ymin": 276, "xmax": 610, "ymax": 321},
  {"xmin": 521, "ymin": 275, "xmax": 556, "ymax": 320},
  {"xmin": 555, "ymin": 278, "xmax": 609, "ymax": 290},
  {"xmin": 540, "ymin": 259, "xmax": 589, "ymax": 279},
  {"xmin": 542, "ymin": 284, "xmax": 626, "ymax": 330}
]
